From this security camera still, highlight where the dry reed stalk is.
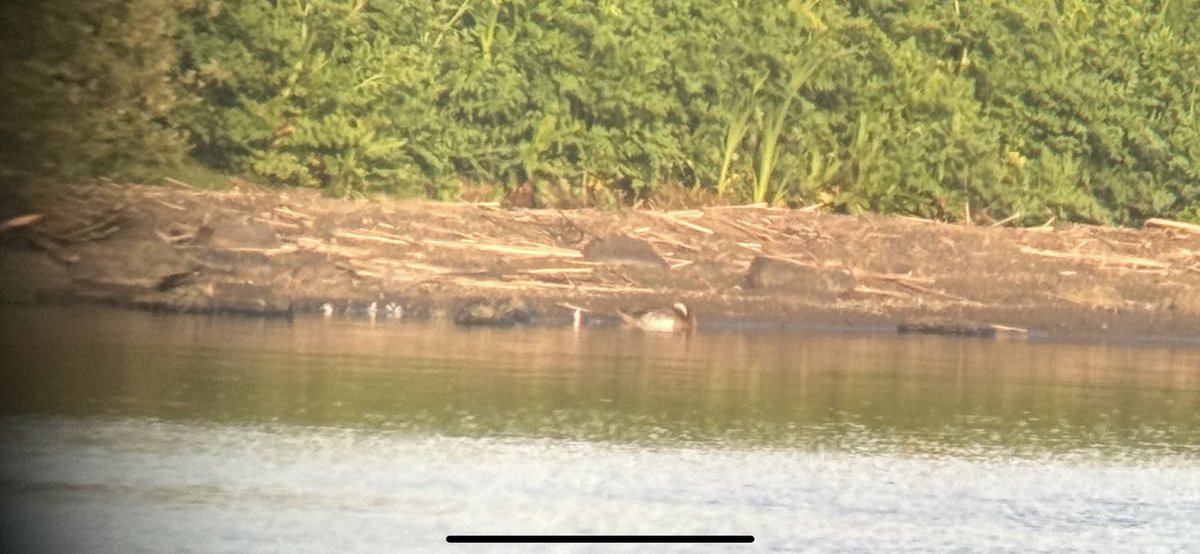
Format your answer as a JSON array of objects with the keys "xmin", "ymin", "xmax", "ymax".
[
  {"xmin": 853, "ymin": 285, "xmax": 910, "ymax": 299},
  {"xmin": 450, "ymin": 276, "xmax": 655, "ymax": 294},
  {"xmin": 1145, "ymin": 218, "xmax": 1200, "ymax": 234},
  {"xmin": 222, "ymin": 245, "xmax": 300, "ymax": 256},
  {"xmin": 888, "ymin": 278, "xmax": 977, "ymax": 304},
  {"xmin": 643, "ymin": 210, "xmax": 715, "ymax": 235},
  {"xmin": 0, "ymin": 213, "xmax": 42, "ymax": 233},
  {"xmin": 709, "ymin": 202, "xmax": 769, "ymax": 210},
  {"xmin": 856, "ymin": 271, "xmax": 936, "ymax": 285},
  {"xmin": 991, "ymin": 213, "xmax": 1021, "ymax": 227},
  {"xmin": 295, "ymin": 237, "xmax": 373, "ymax": 258},
  {"xmin": 273, "ymin": 206, "xmax": 315, "ymax": 222},
  {"xmin": 642, "ymin": 231, "xmax": 701, "ymax": 252},
  {"xmin": 1019, "ymin": 246, "xmax": 1170, "ymax": 270},
  {"xmin": 395, "ymin": 261, "xmax": 457, "ymax": 274},
  {"xmin": 521, "ymin": 267, "xmax": 595, "ymax": 275},
  {"xmin": 423, "ymin": 238, "xmax": 584, "ymax": 258},
  {"xmin": 153, "ymin": 199, "xmax": 189, "ymax": 212},
  {"xmin": 343, "ymin": 260, "xmax": 387, "ymax": 279},
  {"xmin": 163, "ymin": 177, "xmax": 194, "ymax": 190},
  {"xmin": 333, "ymin": 229, "xmax": 411, "ymax": 246},
  {"xmin": 989, "ymin": 324, "xmax": 1030, "ymax": 338},
  {"xmin": 407, "ymin": 221, "xmax": 475, "ymax": 240},
  {"xmin": 257, "ymin": 217, "xmax": 302, "ymax": 230}
]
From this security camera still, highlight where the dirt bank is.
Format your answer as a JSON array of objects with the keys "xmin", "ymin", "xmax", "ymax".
[{"xmin": 2, "ymin": 183, "xmax": 1199, "ymax": 344}]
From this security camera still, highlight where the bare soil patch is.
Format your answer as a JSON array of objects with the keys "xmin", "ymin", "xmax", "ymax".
[{"xmin": 2, "ymin": 183, "xmax": 1199, "ymax": 343}]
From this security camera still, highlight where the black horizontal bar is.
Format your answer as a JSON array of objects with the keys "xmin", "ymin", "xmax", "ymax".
[{"xmin": 446, "ymin": 535, "xmax": 754, "ymax": 544}]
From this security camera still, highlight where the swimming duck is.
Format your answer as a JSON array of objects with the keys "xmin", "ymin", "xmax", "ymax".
[{"xmin": 617, "ymin": 302, "xmax": 696, "ymax": 333}]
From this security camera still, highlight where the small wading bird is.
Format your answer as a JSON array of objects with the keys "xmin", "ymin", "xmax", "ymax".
[{"xmin": 617, "ymin": 302, "xmax": 696, "ymax": 333}]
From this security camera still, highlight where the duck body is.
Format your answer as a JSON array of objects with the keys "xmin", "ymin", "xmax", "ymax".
[{"xmin": 617, "ymin": 302, "xmax": 696, "ymax": 333}]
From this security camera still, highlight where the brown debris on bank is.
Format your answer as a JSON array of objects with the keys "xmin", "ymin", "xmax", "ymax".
[{"xmin": 2, "ymin": 183, "xmax": 1199, "ymax": 343}]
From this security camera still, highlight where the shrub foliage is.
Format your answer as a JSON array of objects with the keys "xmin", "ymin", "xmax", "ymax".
[
  {"xmin": 0, "ymin": 0, "xmax": 189, "ymax": 182},
  {"xmin": 4, "ymin": 0, "xmax": 1199, "ymax": 223}
]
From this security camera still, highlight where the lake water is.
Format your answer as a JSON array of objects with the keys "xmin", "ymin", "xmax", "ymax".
[{"xmin": 1, "ymin": 305, "xmax": 1198, "ymax": 552}]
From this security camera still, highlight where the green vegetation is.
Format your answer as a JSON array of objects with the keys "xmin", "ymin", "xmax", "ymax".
[
  {"xmin": 1, "ymin": 0, "xmax": 1197, "ymax": 224},
  {"xmin": 0, "ymin": 0, "xmax": 188, "ymax": 182}
]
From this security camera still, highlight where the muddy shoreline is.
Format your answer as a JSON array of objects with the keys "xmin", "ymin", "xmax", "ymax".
[{"xmin": 2, "ymin": 183, "xmax": 1199, "ymax": 345}]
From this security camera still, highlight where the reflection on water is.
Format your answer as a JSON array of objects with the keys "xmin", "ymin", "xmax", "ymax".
[
  {"xmin": 1, "ymin": 305, "xmax": 1199, "ymax": 457},
  {"xmin": 2, "ymin": 305, "xmax": 1200, "ymax": 552}
]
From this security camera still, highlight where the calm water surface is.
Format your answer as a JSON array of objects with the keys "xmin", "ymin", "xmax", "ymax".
[{"xmin": 1, "ymin": 305, "xmax": 1198, "ymax": 552}]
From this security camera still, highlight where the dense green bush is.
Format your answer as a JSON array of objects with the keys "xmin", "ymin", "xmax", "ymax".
[
  {"xmin": 863, "ymin": 0, "xmax": 1200, "ymax": 222},
  {"xmin": 5, "ymin": 0, "xmax": 1198, "ymax": 223},
  {"xmin": 0, "ymin": 0, "xmax": 189, "ymax": 182}
]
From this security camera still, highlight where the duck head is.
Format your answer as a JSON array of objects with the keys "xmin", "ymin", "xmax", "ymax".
[{"xmin": 671, "ymin": 302, "xmax": 697, "ymax": 330}]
